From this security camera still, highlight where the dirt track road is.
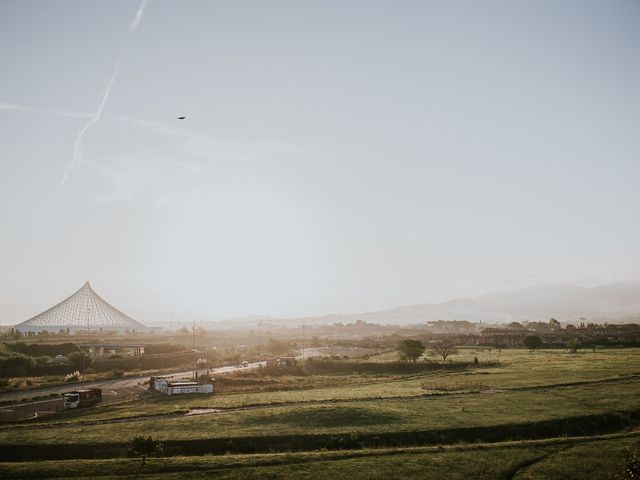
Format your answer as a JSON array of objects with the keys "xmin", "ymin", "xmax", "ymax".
[
  {"xmin": 0, "ymin": 361, "xmax": 267, "ymax": 407},
  {"xmin": 0, "ymin": 350, "xmax": 337, "ymax": 406},
  {"xmin": 0, "ymin": 349, "xmax": 331, "ymax": 421}
]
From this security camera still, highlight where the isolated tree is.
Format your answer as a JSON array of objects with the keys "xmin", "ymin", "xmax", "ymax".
[
  {"xmin": 397, "ymin": 339, "xmax": 425, "ymax": 363},
  {"xmin": 431, "ymin": 341, "xmax": 458, "ymax": 363},
  {"xmin": 567, "ymin": 340, "xmax": 582, "ymax": 353},
  {"xmin": 67, "ymin": 351, "xmax": 94, "ymax": 372},
  {"xmin": 129, "ymin": 435, "xmax": 163, "ymax": 473},
  {"xmin": 523, "ymin": 336, "xmax": 543, "ymax": 352}
]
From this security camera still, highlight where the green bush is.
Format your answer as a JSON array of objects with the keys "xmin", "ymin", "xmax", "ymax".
[
  {"xmin": 34, "ymin": 355, "xmax": 51, "ymax": 366},
  {"xmin": 68, "ymin": 351, "xmax": 94, "ymax": 372},
  {"xmin": 614, "ymin": 452, "xmax": 640, "ymax": 479},
  {"xmin": 524, "ymin": 336, "xmax": 544, "ymax": 351},
  {"xmin": 0, "ymin": 354, "xmax": 36, "ymax": 377}
]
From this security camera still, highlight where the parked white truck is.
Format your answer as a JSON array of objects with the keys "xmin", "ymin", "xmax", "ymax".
[{"xmin": 63, "ymin": 388, "xmax": 102, "ymax": 409}]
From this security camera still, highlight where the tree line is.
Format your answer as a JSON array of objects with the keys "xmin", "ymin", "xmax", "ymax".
[{"xmin": 396, "ymin": 339, "xmax": 459, "ymax": 363}]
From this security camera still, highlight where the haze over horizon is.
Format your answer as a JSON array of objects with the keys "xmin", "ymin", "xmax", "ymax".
[
  {"xmin": 4, "ymin": 280, "xmax": 640, "ymax": 327},
  {"xmin": 1, "ymin": 1, "xmax": 639, "ymax": 321}
]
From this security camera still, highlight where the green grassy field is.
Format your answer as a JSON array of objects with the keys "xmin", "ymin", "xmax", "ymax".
[
  {"xmin": 2, "ymin": 380, "xmax": 638, "ymax": 444},
  {"xmin": 11, "ymin": 347, "xmax": 640, "ymax": 426},
  {"xmin": 1, "ymin": 433, "xmax": 639, "ymax": 479},
  {"xmin": 1, "ymin": 348, "xmax": 639, "ymax": 477}
]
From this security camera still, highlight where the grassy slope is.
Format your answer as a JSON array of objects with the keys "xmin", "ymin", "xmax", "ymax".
[
  {"xmin": 1, "ymin": 348, "xmax": 639, "ymax": 478},
  {"xmin": 11, "ymin": 347, "xmax": 640, "ymax": 426},
  {"xmin": 0, "ymin": 434, "xmax": 638, "ymax": 479},
  {"xmin": 2, "ymin": 381, "xmax": 639, "ymax": 444}
]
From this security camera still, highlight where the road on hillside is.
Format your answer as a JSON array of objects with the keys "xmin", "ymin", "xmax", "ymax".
[
  {"xmin": 1, "ymin": 350, "xmax": 336, "ymax": 406},
  {"xmin": 0, "ymin": 349, "xmax": 333, "ymax": 422}
]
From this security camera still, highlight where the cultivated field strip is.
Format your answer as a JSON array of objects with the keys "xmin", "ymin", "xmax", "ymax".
[{"xmin": 1, "ymin": 372, "xmax": 638, "ymax": 430}]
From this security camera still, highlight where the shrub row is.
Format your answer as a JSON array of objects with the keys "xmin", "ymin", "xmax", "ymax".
[
  {"xmin": 0, "ymin": 354, "xmax": 36, "ymax": 377},
  {"xmin": 32, "ymin": 352, "xmax": 200, "ymax": 376},
  {"xmin": 302, "ymin": 360, "xmax": 470, "ymax": 375}
]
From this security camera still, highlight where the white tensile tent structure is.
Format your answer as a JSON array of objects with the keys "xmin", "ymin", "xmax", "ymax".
[{"xmin": 14, "ymin": 281, "xmax": 151, "ymax": 334}]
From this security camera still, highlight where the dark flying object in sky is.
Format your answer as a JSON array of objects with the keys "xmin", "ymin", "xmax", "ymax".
[{"xmin": 177, "ymin": 116, "xmax": 186, "ymax": 120}]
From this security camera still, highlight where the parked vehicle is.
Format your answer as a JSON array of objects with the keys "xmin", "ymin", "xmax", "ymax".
[{"xmin": 63, "ymin": 388, "xmax": 102, "ymax": 409}]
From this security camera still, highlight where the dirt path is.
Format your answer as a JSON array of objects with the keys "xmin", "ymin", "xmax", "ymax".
[{"xmin": 503, "ymin": 447, "xmax": 568, "ymax": 480}]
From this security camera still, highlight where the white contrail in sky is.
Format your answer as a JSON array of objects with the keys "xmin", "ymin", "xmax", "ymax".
[
  {"xmin": 0, "ymin": 101, "xmax": 31, "ymax": 112},
  {"xmin": 129, "ymin": 0, "xmax": 150, "ymax": 31},
  {"xmin": 60, "ymin": 1, "xmax": 150, "ymax": 185},
  {"xmin": 60, "ymin": 61, "xmax": 121, "ymax": 186}
]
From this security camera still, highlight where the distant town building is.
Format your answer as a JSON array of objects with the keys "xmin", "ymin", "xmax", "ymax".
[{"xmin": 150, "ymin": 376, "xmax": 214, "ymax": 395}]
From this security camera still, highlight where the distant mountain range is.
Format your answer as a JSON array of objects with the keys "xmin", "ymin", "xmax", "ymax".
[
  {"xmin": 3, "ymin": 282, "xmax": 640, "ymax": 328},
  {"xmin": 235, "ymin": 282, "xmax": 640, "ymax": 327}
]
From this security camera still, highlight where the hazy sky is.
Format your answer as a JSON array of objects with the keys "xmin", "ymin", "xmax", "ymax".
[{"xmin": 1, "ymin": 0, "xmax": 639, "ymax": 322}]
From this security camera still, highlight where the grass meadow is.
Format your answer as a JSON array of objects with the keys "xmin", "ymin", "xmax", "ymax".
[{"xmin": 1, "ymin": 347, "xmax": 639, "ymax": 477}]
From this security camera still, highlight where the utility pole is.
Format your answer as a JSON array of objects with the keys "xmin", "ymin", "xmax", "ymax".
[
  {"xmin": 81, "ymin": 345, "xmax": 86, "ymax": 387},
  {"xmin": 302, "ymin": 324, "xmax": 306, "ymax": 361},
  {"xmin": 192, "ymin": 320, "xmax": 197, "ymax": 380},
  {"xmin": 331, "ymin": 324, "xmax": 335, "ymax": 357}
]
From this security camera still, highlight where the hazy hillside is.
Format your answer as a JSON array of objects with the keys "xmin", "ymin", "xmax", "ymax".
[
  {"xmin": 285, "ymin": 282, "xmax": 640, "ymax": 325},
  {"xmin": 4, "ymin": 283, "xmax": 640, "ymax": 328}
]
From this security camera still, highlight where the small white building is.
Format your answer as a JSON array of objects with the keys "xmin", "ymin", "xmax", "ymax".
[{"xmin": 151, "ymin": 376, "xmax": 213, "ymax": 395}]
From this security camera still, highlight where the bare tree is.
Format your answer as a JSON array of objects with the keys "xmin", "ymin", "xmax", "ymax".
[{"xmin": 431, "ymin": 341, "xmax": 458, "ymax": 363}]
